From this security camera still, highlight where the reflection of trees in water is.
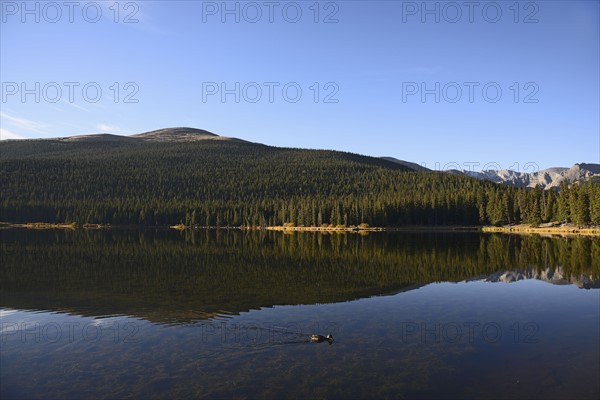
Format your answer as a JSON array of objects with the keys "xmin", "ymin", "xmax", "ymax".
[
  {"xmin": 483, "ymin": 233, "xmax": 597, "ymax": 277},
  {"xmin": 1, "ymin": 230, "xmax": 598, "ymax": 323}
]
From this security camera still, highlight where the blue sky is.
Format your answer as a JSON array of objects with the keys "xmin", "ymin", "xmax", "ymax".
[{"xmin": 1, "ymin": 0, "xmax": 598, "ymax": 171}]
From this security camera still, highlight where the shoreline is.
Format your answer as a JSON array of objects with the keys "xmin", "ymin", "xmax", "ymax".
[
  {"xmin": 264, "ymin": 225, "xmax": 481, "ymax": 233},
  {"xmin": 1, "ymin": 222, "xmax": 599, "ymax": 236},
  {"xmin": 0, "ymin": 222, "xmax": 78, "ymax": 230},
  {"xmin": 481, "ymin": 224, "xmax": 600, "ymax": 236}
]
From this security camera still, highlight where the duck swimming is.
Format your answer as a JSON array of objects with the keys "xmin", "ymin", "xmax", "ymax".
[{"xmin": 310, "ymin": 334, "xmax": 334, "ymax": 344}]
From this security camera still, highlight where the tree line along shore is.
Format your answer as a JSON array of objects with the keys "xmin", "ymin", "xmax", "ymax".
[
  {"xmin": 1, "ymin": 139, "xmax": 598, "ymax": 231},
  {"xmin": 2, "ymin": 221, "xmax": 599, "ymax": 236}
]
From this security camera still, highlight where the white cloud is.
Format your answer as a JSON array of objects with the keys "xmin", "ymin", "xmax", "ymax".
[
  {"xmin": 96, "ymin": 123, "xmax": 126, "ymax": 134},
  {"xmin": 61, "ymin": 99, "xmax": 90, "ymax": 112},
  {"xmin": 0, "ymin": 112, "xmax": 48, "ymax": 134},
  {"xmin": 0, "ymin": 128, "xmax": 26, "ymax": 140},
  {"xmin": 0, "ymin": 309, "xmax": 18, "ymax": 318}
]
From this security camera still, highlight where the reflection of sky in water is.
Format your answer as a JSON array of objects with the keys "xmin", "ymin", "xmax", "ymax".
[
  {"xmin": 2, "ymin": 230, "xmax": 598, "ymax": 398},
  {"xmin": 2, "ymin": 280, "xmax": 598, "ymax": 399}
]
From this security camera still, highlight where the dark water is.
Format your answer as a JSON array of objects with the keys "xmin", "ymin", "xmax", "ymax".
[{"xmin": 1, "ymin": 229, "xmax": 599, "ymax": 399}]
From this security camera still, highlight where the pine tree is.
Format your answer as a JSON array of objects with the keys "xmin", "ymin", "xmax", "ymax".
[
  {"xmin": 556, "ymin": 181, "xmax": 571, "ymax": 222},
  {"xmin": 502, "ymin": 191, "xmax": 513, "ymax": 225},
  {"xmin": 590, "ymin": 185, "xmax": 600, "ymax": 224},
  {"xmin": 573, "ymin": 188, "xmax": 590, "ymax": 226}
]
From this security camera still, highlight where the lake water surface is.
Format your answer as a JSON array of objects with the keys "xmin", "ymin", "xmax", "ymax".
[{"xmin": 1, "ymin": 230, "xmax": 598, "ymax": 399}]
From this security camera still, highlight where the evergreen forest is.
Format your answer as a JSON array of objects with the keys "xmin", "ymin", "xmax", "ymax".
[{"xmin": 1, "ymin": 132, "xmax": 598, "ymax": 227}]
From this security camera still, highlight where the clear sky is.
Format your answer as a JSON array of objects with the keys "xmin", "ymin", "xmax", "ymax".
[{"xmin": 1, "ymin": 0, "xmax": 598, "ymax": 171}]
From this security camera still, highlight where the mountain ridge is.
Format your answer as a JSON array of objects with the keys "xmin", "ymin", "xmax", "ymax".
[
  {"xmin": 131, "ymin": 127, "xmax": 246, "ymax": 142},
  {"xmin": 5, "ymin": 127, "xmax": 244, "ymax": 144},
  {"xmin": 479, "ymin": 267, "xmax": 600, "ymax": 289},
  {"xmin": 379, "ymin": 157, "xmax": 599, "ymax": 189},
  {"xmin": 2, "ymin": 127, "xmax": 598, "ymax": 227},
  {"xmin": 5, "ymin": 127, "xmax": 596, "ymax": 185},
  {"xmin": 452, "ymin": 163, "xmax": 600, "ymax": 189}
]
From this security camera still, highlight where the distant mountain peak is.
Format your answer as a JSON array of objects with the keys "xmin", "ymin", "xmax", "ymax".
[
  {"xmin": 575, "ymin": 163, "xmax": 600, "ymax": 174},
  {"xmin": 453, "ymin": 163, "xmax": 600, "ymax": 189},
  {"xmin": 380, "ymin": 157, "xmax": 430, "ymax": 172},
  {"xmin": 481, "ymin": 267, "xmax": 599, "ymax": 289},
  {"xmin": 62, "ymin": 133, "xmax": 137, "ymax": 143},
  {"xmin": 132, "ymin": 127, "xmax": 228, "ymax": 142},
  {"xmin": 29, "ymin": 127, "xmax": 234, "ymax": 144}
]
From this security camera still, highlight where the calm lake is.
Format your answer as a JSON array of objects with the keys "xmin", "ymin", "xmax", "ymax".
[{"xmin": 1, "ymin": 229, "xmax": 598, "ymax": 399}]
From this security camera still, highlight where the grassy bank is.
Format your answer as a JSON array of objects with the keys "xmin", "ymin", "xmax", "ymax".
[
  {"xmin": 482, "ymin": 223, "xmax": 600, "ymax": 236},
  {"xmin": 0, "ymin": 222, "xmax": 77, "ymax": 230},
  {"xmin": 265, "ymin": 225, "xmax": 482, "ymax": 233},
  {"xmin": 3, "ymin": 221, "xmax": 599, "ymax": 236}
]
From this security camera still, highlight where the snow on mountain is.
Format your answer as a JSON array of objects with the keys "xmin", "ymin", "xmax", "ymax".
[
  {"xmin": 451, "ymin": 163, "xmax": 600, "ymax": 189},
  {"xmin": 481, "ymin": 268, "xmax": 599, "ymax": 289}
]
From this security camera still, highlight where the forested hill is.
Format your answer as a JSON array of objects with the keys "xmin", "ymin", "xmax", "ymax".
[{"xmin": 1, "ymin": 127, "xmax": 598, "ymax": 226}]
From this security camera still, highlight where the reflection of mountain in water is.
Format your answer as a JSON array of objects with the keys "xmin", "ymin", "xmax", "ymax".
[
  {"xmin": 1, "ymin": 230, "xmax": 598, "ymax": 324},
  {"xmin": 482, "ymin": 268, "xmax": 600, "ymax": 289}
]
